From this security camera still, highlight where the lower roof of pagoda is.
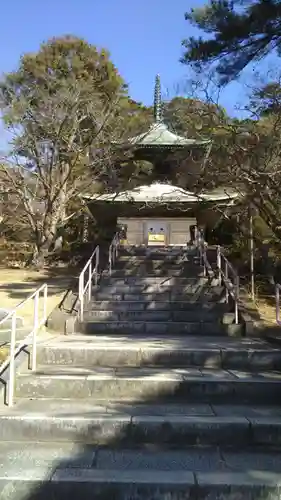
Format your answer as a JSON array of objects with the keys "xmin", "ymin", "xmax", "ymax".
[{"xmin": 82, "ymin": 182, "xmax": 240, "ymax": 205}]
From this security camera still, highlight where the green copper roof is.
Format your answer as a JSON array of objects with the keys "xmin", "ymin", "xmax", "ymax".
[{"xmin": 127, "ymin": 75, "xmax": 210, "ymax": 149}]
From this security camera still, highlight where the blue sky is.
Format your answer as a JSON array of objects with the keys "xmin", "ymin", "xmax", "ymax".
[{"xmin": 0, "ymin": 0, "xmax": 275, "ymax": 148}]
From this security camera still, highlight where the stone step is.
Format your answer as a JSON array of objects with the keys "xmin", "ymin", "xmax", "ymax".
[
  {"xmin": 79, "ymin": 447, "xmax": 281, "ymax": 472},
  {"xmin": 87, "ymin": 300, "xmax": 228, "ymax": 312},
  {"xmin": 100, "ymin": 276, "xmax": 207, "ymax": 286},
  {"xmin": 115, "ymin": 261, "xmax": 192, "ymax": 271},
  {"xmin": 95, "ymin": 283, "xmax": 209, "ymax": 294},
  {"xmin": 0, "ymin": 327, "xmax": 32, "ymax": 343},
  {"xmin": 113, "ymin": 258, "xmax": 199, "ymax": 266},
  {"xmin": 15, "ymin": 366, "xmax": 281, "ymax": 404},
  {"xmin": 117, "ymin": 250, "xmax": 196, "ymax": 258},
  {"xmin": 1, "ymin": 399, "xmax": 281, "ymax": 447},
  {"xmin": 1, "ymin": 441, "xmax": 281, "ymax": 472},
  {"xmin": 0, "ymin": 442, "xmax": 280, "ymax": 499},
  {"xmin": 93, "ymin": 287, "xmax": 225, "ymax": 302},
  {"xmin": 119, "ymin": 247, "xmax": 187, "ymax": 258},
  {"xmin": 0, "ymin": 470, "xmax": 280, "ymax": 500},
  {"xmin": 83, "ymin": 309, "xmax": 227, "ymax": 323},
  {"xmin": 79, "ymin": 320, "xmax": 240, "ymax": 336},
  {"xmin": 109, "ymin": 267, "xmax": 202, "ymax": 277},
  {"xmin": 117, "ymin": 253, "xmax": 186, "ymax": 260},
  {"xmin": 37, "ymin": 335, "xmax": 281, "ymax": 371},
  {"xmin": 113, "ymin": 262, "xmax": 200, "ymax": 273}
]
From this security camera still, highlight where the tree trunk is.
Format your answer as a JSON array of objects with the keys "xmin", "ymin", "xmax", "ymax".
[
  {"xmin": 27, "ymin": 214, "xmax": 59, "ymax": 269},
  {"xmin": 26, "ymin": 169, "xmax": 69, "ymax": 268},
  {"xmin": 27, "ymin": 236, "xmax": 54, "ymax": 269}
]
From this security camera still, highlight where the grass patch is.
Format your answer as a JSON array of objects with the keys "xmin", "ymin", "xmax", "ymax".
[
  {"xmin": 0, "ymin": 346, "xmax": 10, "ymax": 365},
  {"xmin": 255, "ymin": 296, "xmax": 276, "ymax": 326},
  {"xmin": 239, "ymin": 283, "xmax": 277, "ymax": 328},
  {"xmin": 0, "ymin": 346, "xmax": 9, "ymax": 360},
  {"xmin": 0, "ymin": 266, "xmax": 77, "ymax": 323}
]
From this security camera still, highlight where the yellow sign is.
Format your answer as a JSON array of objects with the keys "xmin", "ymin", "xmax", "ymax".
[
  {"xmin": 148, "ymin": 233, "xmax": 165, "ymax": 242},
  {"xmin": 120, "ymin": 239, "xmax": 128, "ymax": 245}
]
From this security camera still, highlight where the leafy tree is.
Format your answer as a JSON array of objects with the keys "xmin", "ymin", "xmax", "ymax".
[
  {"xmin": 159, "ymin": 95, "xmax": 229, "ymax": 189},
  {"xmin": 181, "ymin": 0, "xmax": 281, "ymax": 83},
  {"xmin": 120, "ymin": 99, "xmax": 153, "ymax": 138},
  {"xmin": 164, "ymin": 96, "xmax": 226, "ymax": 137},
  {"xmin": 249, "ymin": 82, "xmax": 281, "ymax": 116},
  {"xmin": 0, "ymin": 35, "xmax": 129, "ymax": 266},
  {"xmin": 199, "ymin": 103, "xmax": 281, "ymax": 243},
  {"xmin": 102, "ymin": 99, "xmax": 155, "ymax": 191}
]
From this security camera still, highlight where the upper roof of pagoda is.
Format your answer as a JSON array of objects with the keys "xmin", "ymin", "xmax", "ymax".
[{"xmin": 127, "ymin": 74, "xmax": 210, "ymax": 149}]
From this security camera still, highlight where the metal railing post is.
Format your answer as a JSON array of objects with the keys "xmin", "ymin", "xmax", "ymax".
[
  {"xmin": 77, "ymin": 245, "xmax": 100, "ymax": 322},
  {"xmin": 79, "ymin": 274, "xmax": 84, "ymax": 321},
  {"xmin": 199, "ymin": 238, "xmax": 203, "ymax": 266},
  {"xmin": 43, "ymin": 284, "xmax": 48, "ymax": 323},
  {"xmin": 7, "ymin": 313, "xmax": 16, "ymax": 406},
  {"xmin": 234, "ymin": 275, "xmax": 239, "ymax": 324},
  {"xmin": 276, "ymin": 284, "xmax": 281, "ymax": 325},
  {"xmin": 0, "ymin": 283, "xmax": 48, "ymax": 406},
  {"xmin": 112, "ymin": 241, "xmax": 115, "ymax": 265},
  {"xmin": 225, "ymin": 261, "xmax": 229, "ymax": 304},
  {"xmin": 107, "ymin": 232, "xmax": 120, "ymax": 277},
  {"xmin": 217, "ymin": 245, "xmax": 222, "ymax": 286},
  {"xmin": 115, "ymin": 234, "xmax": 119, "ymax": 259},
  {"xmin": 203, "ymin": 244, "xmax": 207, "ymax": 277},
  {"xmin": 88, "ymin": 261, "xmax": 92, "ymax": 302},
  {"xmin": 109, "ymin": 245, "xmax": 112, "ymax": 276},
  {"xmin": 31, "ymin": 290, "xmax": 39, "ymax": 371},
  {"xmin": 95, "ymin": 246, "xmax": 99, "ymax": 286}
]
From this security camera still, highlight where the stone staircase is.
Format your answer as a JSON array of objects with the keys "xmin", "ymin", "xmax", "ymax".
[
  {"xmin": 80, "ymin": 246, "xmax": 239, "ymax": 337},
  {"xmin": 0, "ymin": 246, "xmax": 281, "ymax": 498}
]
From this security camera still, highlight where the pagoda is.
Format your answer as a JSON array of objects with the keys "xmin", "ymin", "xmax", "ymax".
[
  {"xmin": 123, "ymin": 74, "xmax": 210, "ymax": 180},
  {"xmin": 82, "ymin": 76, "xmax": 239, "ymax": 246}
]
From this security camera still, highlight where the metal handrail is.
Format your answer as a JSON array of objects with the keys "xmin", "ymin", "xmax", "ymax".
[
  {"xmin": 276, "ymin": 284, "xmax": 281, "ymax": 326},
  {"xmin": 216, "ymin": 245, "xmax": 240, "ymax": 324},
  {"xmin": 196, "ymin": 237, "xmax": 240, "ymax": 325},
  {"xmin": 109, "ymin": 232, "xmax": 120, "ymax": 276},
  {"xmin": 0, "ymin": 283, "xmax": 48, "ymax": 406},
  {"xmin": 202, "ymin": 243, "xmax": 212, "ymax": 278},
  {"xmin": 78, "ymin": 246, "xmax": 99, "ymax": 321},
  {"xmin": 196, "ymin": 233, "xmax": 211, "ymax": 278}
]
